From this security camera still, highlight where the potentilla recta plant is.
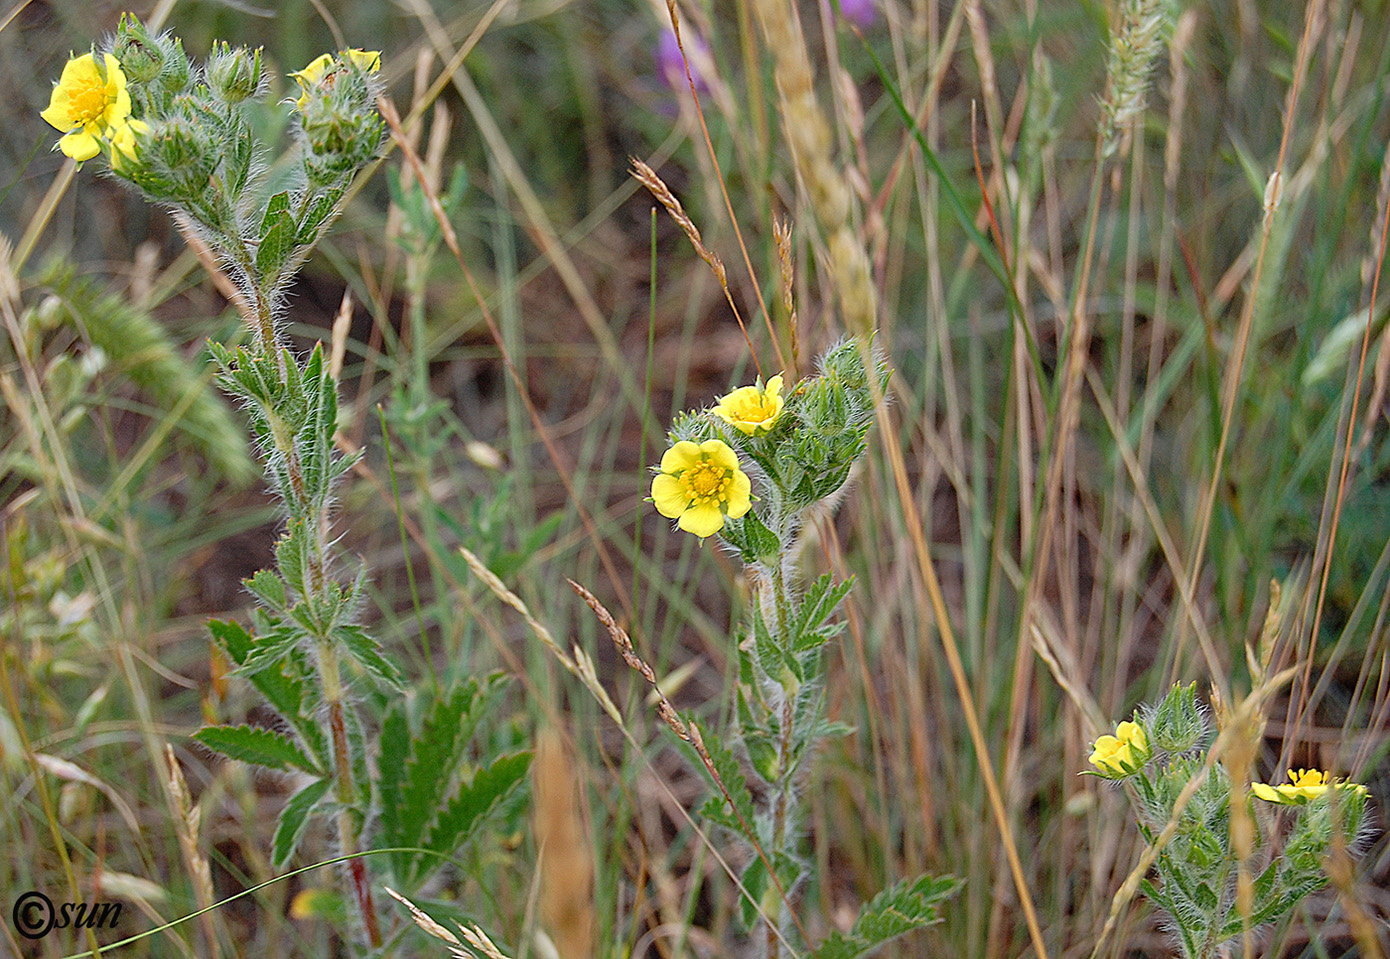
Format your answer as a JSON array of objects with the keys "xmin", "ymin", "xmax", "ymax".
[
  {"xmin": 1089, "ymin": 682, "xmax": 1372, "ymax": 959},
  {"xmin": 40, "ymin": 16, "xmax": 530, "ymax": 952},
  {"xmin": 646, "ymin": 338, "xmax": 959, "ymax": 959}
]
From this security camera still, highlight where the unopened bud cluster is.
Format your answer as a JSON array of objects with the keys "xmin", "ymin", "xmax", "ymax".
[{"xmin": 660, "ymin": 337, "xmax": 890, "ymax": 560}]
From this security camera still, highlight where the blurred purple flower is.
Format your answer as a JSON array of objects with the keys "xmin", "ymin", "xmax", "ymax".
[
  {"xmin": 838, "ymin": 0, "xmax": 877, "ymax": 29},
  {"xmin": 656, "ymin": 28, "xmax": 710, "ymax": 95}
]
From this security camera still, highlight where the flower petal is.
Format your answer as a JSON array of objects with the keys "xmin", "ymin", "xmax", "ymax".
[
  {"xmin": 725, "ymin": 469, "xmax": 752, "ymax": 517},
  {"xmin": 58, "ymin": 130, "xmax": 101, "ymax": 161},
  {"xmin": 651, "ymin": 474, "xmax": 688, "ymax": 518},
  {"xmin": 678, "ymin": 502, "xmax": 725, "ymax": 538},
  {"xmin": 700, "ymin": 439, "xmax": 739, "ymax": 471},
  {"xmin": 660, "ymin": 440, "xmax": 702, "ymax": 474}
]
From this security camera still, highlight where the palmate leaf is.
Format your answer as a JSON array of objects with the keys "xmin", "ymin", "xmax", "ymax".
[
  {"xmin": 377, "ymin": 681, "xmax": 489, "ymax": 855},
  {"xmin": 272, "ymin": 777, "xmax": 332, "ymax": 868},
  {"xmin": 194, "ymin": 723, "xmax": 320, "ymax": 774},
  {"xmin": 811, "ymin": 873, "xmax": 961, "ymax": 959}
]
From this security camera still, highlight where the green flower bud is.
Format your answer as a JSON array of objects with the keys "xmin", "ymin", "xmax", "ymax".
[
  {"xmin": 112, "ymin": 13, "xmax": 164, "ymax": 83},
  {"xmin": 156, "ymin": 36, "xmax": 192, "ymax": 97},
  {"xmin": 208, "ymin": 43, "xmax": 264, "ymax": 103},
  {"xmin": 1148, "ymin": 682, "xmax": 1207, "ymax": 753}
]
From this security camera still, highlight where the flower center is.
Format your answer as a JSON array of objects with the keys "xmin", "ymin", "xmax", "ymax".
[
  {"xmin": 1292, "ymin": 770, "xmax": 1326, "ymax": 788},
  {"xmin": 683, "ymin": 463, "xmax": 727, "ymax": 502},
  {"xmin": 70, "ymin": 77, "xmax": 109, "ymax": 124}
]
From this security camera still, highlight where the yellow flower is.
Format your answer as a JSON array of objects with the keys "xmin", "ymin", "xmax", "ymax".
[
  {"xmin": 40, "ymin": 52, "xmax": 134, "ymax": 162},
  {"xmin": 290, "ymin": 49, "xmax": 381, "ymax": 109},
  {"xmin": 651, "ymin": 439, "xmax": 752, "ymax": 538},
  {"xmin": 1251, "ymin": 768, "xmax": 1368, "ymax": 806},
  {"xmin": 713, "ymin": 374, "xmax": 785, "ymax": 435},
  {"xmin": 1089, "ymin": 720, "xmax": 1149, "ymax": 777}
]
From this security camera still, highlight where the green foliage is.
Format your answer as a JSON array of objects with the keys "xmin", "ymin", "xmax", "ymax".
[
  {"xmin": 193, "ymin": 723, "xmax": 321, "ymax": 774},
  {"xmin": 376, "ymin": 677, "xmax": 529, "ymax": 891},
  {"xmin": 811, "ymin": 874, "xmax": 963, "ymax": 959},
  {"xmin": 272, "ymin": 777, "xmax": 333, "ymax": 868}
]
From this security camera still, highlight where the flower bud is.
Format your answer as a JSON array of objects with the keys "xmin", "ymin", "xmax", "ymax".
[
  {"xmin": 156, "ymin": 36, "xmax": 192, "ymax": 96},
  {"xmin": 113, "ymin": 13, "xmax": 164, "ymax": 83},
  {"xmin": 208, "ymin": 43, "xmax": 264, "ymax": 103},
  {"xmin": 1148, "ymin": 682, "xmax": 1206, "ymax": 753}
]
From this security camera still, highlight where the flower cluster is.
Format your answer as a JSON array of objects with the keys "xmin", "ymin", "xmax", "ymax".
[
  {"xmin": 650, "ymin": 338, "xmax": 889, "ymax": 551},
  {"xmin": 39, "ymin": 17, "xmax": 384, "ymax": 254}
]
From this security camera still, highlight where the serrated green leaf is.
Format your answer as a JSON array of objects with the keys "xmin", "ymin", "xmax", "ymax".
[
  {"xmin": 256, "ymin": 206, "xmax": 297, "ymax": 282},
  {"xmin": 792, "ymin": 574, "xmax": 854, "ymax": 652},
  {"xmin": 336, "ymin": 625, "xmax": 403, "ymax": 690},
  {"xmin": 244, "ymin": 569, "xmax": 288, "ymax": 610},
  {"xmin": 424, "ymin": 751, "xmax": 531, "ymax": 858},
  {"xmin": 811, "ymin": 873, "xmax": 961, "ymax": 959},
  {"xmin": 194, "ymin": 724, "xmax": 319, "ymax": 773},
  {"xmin": 391, "ymin": 683, "xmax": 480, "ymax": 854},
  {"xmin": 272, "ymin": 777, "xmax": 331, "ymax": 868},
  {"xmin": 207, "ymin": 618, "xmax": 255, "ymax": 663},
  {"xmin": 230, "ymin": 622, "xmax": 302, "ymax": 675},
  {"xmin": 690, "ymin": 719, "xmax": 758, "ymax": 842}
]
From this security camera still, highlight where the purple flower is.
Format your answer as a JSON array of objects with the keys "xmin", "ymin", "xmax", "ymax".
[
  {"xmin": 838, "ymin": 0, "xmax": 877, "ymax": 29},
  {"xmin": 656, "ymin": 28, "xmax": 710, "ymax": 95}
]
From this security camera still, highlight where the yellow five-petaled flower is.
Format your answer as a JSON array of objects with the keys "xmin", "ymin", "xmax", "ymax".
[
  {"xmin": 290, "ymin": 49, "xmax": 381, "ymax": 109},
  {"xmin": 40, "ymin": 52, "xmax": 139, "ymax": 162},
  {"xmin": 1089, "ymin": 720, "xmax": 1150, "ymax": 777},
  {"xmin": 713, "ymin": 374, "xmax": 785, "ymax": 435},
  {"xmin": 1251, "ymin": 768, "xmax": 1368, "ymax": 806},
  {"xmin": 651, "ymin": 439, "xmax": 751, "ymax": 538}
]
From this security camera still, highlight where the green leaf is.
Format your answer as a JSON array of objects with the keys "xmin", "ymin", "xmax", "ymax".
[
  {"xmin": 738, "ymin": 850, "xmax": 800, "ymax": 931},
  {"xmin": 383, "ymin": 682, "xmax": 483, "ymax": 860},
  {"xmin": 194, "ymin": 724, "xmax": 319, "ymax": 773},
  {"xmin": 689, "ymin": 719, "xmax": 758, "ymax": 842},
  {"xmin": 256, "ymin": 203, "xmax": 297, "ymax": 282},
  {"xmin": 424, "ymin": 751, "xmax": 532, "ymax": 857},
  {"xmin": 741, "ymin": 509, "xmax": 782, "ymax": 561},
  {"xmin": 752, "ymin": 604, "xmax": 800, "ymax": 684},
  {"xmin": 244, "ymin": 569, "xmax": 288, "ymax": 610},
  {"xmin": 791, "ymin": 574, "xmax": 854, "ymax": 652},
  {"xmin": 812, "ymin": 873, "xmax": 961, "ymax": 959},
  {"xmin": 377, "ymin": 701, "xmax": 412, "ymax": 879},
  {"xmin": 297, "ymin": 189, "xmax": 343, "ymax": 243},
  {"xmin": 207, "ymin": 618, "xmax": 255, "ymax": 662},
  {"xmin": 336, "ymin": 625, "xmax": 403, "ymax": 690},
  {"xmin": 272, "ymin": 777, "xmax": 331, "ymax": 868}
]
